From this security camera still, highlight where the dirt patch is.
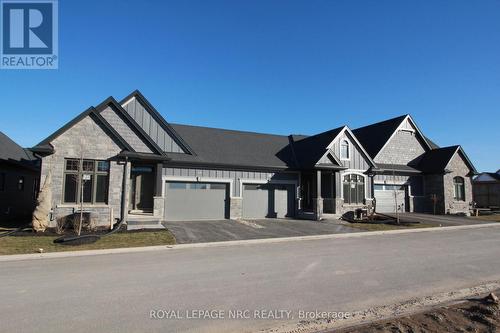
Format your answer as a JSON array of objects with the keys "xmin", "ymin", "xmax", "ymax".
[{"xmin": 336, "ymin": 291, "xmax": 500, "ymax": 333}]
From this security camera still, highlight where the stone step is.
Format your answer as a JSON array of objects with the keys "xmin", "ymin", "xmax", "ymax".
[{"xmin": 126, "ymin": 220, "xmax": 165, "ymax": 231}]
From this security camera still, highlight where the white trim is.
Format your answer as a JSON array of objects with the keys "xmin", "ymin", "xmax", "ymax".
[
  {"xmin": 340, "ymin": 139, "xmax": 350, "ymax": 161},
  {"xmin": 238, "ymin": 178, "xmax": 299, "ymax": 199},
  {"xmin": 120, "ymin": 96, "xmax": 135, "ymax": 108},
  {"xmin": 162, "ymin": 176, "xmax": 234, "ymax": 198}
]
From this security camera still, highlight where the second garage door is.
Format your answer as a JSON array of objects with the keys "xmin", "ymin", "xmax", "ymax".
[
  {"xmin": 164, "ymin": 181, "xmax": 228, "ymax": 221},
  {"xmin": 374, "ymin": 184, "xmax": 408, "ymax": 213},
  {"xmin": 242, "ymin": 183, "xmax": 295, "ymax": 219}
]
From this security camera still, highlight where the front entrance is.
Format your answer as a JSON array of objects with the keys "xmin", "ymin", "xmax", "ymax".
[{"xmin": 129, "ymin": 165, "xmax": 155, "ymax": 213}]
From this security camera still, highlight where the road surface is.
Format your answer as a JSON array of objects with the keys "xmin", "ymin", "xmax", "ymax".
[{"xmin": 1, "ymin": 226, "xmax": 500, "ymax": 333}]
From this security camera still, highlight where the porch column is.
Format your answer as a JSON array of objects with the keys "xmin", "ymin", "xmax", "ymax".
[
  {"xmin": 315, "ymin": 170, "xmax": 323, "ymax": 220},
  {"xmin": 153, "ymin": 163, "xmax": 165, "ymax": 218}
]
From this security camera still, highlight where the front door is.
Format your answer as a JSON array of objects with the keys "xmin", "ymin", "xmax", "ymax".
[{"xmin": 129, "ymin": 166, "xmax": 155, "ymax": 213}]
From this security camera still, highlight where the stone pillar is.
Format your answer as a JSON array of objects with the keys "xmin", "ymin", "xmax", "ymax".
[
  {"xmin": 230, "ymin": 197, "xmax": 243, "ymax": 220},
  {"xmin": 153, "ymin": 196, "xmax": 165, "ymax": 218},
  {"xmin": 315, "ymin": 170, "xmax": 323, "ymax": 220}
]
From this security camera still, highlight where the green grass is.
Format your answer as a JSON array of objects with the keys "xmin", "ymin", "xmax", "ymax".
[
  {"xmin": 346, "ymin": 222, "xmax": 437, "ymax": 232},
  {"xmin": 0, "ymin": 230, "xmax": 176, "ymax": 255},
  {"xmin": 469, "ymin": 215, "xmax": 500, "ymax": 222}
]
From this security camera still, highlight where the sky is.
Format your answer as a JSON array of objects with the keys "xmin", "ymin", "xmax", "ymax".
[{"xmin": 1, "ymin": 0, "xmax": 499, "ymax": 172}]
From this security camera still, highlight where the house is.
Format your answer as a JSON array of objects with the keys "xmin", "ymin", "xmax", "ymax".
[
  {"xmin": 30, "ymin": 90, "xmax": 477, "ymax": 228},
  {"xmin": 473, "ymin": 170, "xmax": 500, "ymax": 209},
  {"xmin": 0, "ymin": 132, "xmax": 40, "ymax": 225},
  {"xmin": 353, "ymin": 116, "xmax": 477, "ymax": 215}
]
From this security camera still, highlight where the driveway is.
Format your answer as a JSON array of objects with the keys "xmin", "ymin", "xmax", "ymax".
[
  {"xmin": 383, "ymin": 212, "xmax": 493, "ymax": 226},
  {"xmin": 164, "ymin": 218, "xmax": 362, "ymax": 244}
]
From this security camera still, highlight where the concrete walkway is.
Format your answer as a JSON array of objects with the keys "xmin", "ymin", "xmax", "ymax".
[{"xmin": 164, "ymin": 218, "xmax": 361, "ymax": 244}]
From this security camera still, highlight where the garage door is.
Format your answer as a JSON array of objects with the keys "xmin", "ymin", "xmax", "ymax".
[
  {"xmin": 374, "ymin": 184, "xmax": 407, "ymax": 213},
  {"xmin": 164, "ymin": 182, "xmax": 228, "ymax": 221},
  {"xmin": 242, "ymin": 183, "xmax": 294, "ymax": 219}
]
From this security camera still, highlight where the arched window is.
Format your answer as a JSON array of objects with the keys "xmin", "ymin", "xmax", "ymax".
[
  {"xmin": 340, "ymin": 140, "xmax": 350, "ymax": 160},
  {"xmin": 343, "ymin": 174, "xmax": 365, "ymax": 204},
  {"xmin": 453, "ymin": 176, "xmax": 465, "ymax": 201}
]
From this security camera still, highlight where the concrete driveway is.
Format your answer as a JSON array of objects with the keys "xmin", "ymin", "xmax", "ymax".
[
  {"xmin": 383, "ymin": 212, "xmax": 493, "ymax": 226},
  {"xmin": 163, "ymin": 218, "xmax": 362, "ymax": 244}
]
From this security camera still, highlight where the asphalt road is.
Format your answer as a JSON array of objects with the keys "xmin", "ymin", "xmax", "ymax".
[{"xmin": 1, "ymin": 226, "xmax": 500, "ymax": 333}]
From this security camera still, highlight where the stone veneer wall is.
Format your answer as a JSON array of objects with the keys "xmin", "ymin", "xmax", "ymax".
[
  {"xmin": 375, "ymin": 130, "xmax": 426, "ymax": 165},
  {"xmin": 40, "ymin": 116, "xmax": 125, "ymax": 227},
  {"xmin": 443, "ymin": 152, "xmax": 473, "ymax": 215}
]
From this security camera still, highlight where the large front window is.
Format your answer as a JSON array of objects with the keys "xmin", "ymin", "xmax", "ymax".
[
  {"xmin": 63, "ymin": 159, "xmax": 110, "ymax": 204},
  {"xmin": 453, "ymin": 176, "xmax": 465, "ymax": 201},
  {"xmin": 343, "ymin": 174, "xmax": 365, "ymax": 204}
]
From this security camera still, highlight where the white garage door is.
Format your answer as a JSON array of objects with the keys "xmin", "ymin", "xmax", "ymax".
[
  {"xmin": 164, "ymin": 182, "xmax": 228, "ymax": 221},
  {"xmin": 242, "ymin": 183, "xmax": 295, "ymax": 219},
  {"xmin": 374, "ymin": 184, "xmax": 407, "ymax": 213}
]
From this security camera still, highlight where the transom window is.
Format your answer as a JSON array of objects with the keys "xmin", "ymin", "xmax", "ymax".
[
  {"xmin": 63, "ymin": 159, "xmax": 110, "ymax": 204},
  {"xmin": 343, "ymin": 174, "xmax": 365, "ymax": 204},
  {"xmin": 453, "ymin": 176, "xmax": 465, "ymax": 201},
  {"xmin": 340, "ymin": 140, "xmax": 350, "ymax": 160}
]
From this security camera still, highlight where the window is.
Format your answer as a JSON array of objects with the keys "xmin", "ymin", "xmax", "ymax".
[
  {"xmin": 453, "ymin": 176, "xmax": 465, "ymax": 201},
  {"xmin": 17, "ymin": 176, "xmax": 24, "ymax": 191},
  {"xmin": 63, "ymin": 159, "xmax": 110, "ymax": 204},
  {"xmin": 340, "ymin": 140, "xmax": 350, "ymax": 160},
  {"xmin": 343, "ymin": 174, "xmax": 365, "ymax": 204},
  {"xmin": 0, "ymin": 173, "xmax": 5, "ymax": 191}
]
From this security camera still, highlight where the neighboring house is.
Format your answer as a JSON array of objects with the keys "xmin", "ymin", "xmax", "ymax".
[
  {"xmin": 0, "ymin": 132, "xmax": 40, "ymax": 225},
  {"xmin": 473, "ymin": 170, "xmax": 500, "ymax": 208},
  {"xmin": 353, "ymin": 116, "xmax": 477, "ymax": 215},
  {"xmin": 30, "ymin": 90, "xmax": 477, "ymax": 227}
]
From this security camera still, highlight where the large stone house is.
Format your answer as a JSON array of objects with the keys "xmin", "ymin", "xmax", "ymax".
[{"xmin": 30, "ymin": 90, "xmax": 477, "ymax": 227}]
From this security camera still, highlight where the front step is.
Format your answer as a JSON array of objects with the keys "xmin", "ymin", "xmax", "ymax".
[{"xmin": 126, "ymin": 219, "xmax": 165, "ymax": 231}]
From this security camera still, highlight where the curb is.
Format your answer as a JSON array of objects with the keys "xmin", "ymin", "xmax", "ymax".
[{"xmin": 1, "ymin": 222, "xmax": 499, "ymax": 262}]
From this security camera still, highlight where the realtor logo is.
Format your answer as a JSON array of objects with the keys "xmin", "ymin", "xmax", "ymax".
[{"xmin": 1, "ymin": 0, "xmax": 58, "ymax": 69}]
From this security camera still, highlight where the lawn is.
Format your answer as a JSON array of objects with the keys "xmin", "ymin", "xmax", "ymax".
[
  {"xmin": 469, "ymin": 215, "xmax": 500, "ymax": 222},
  {"xmin": 345, "ymin": 222, "xmax": 437, "ymax": 232},
  {"xmin": 0, "ymin": 229, "xmax": 176, "ymax": 255}
]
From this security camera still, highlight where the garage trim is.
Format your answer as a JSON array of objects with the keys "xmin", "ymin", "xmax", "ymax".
[
  {"xmin": 162, "ymin": 175, "xmax": 234, "ymax": 197},
  {"xmin": 236, "ymin": 178, "xmax": 299, "ymax": 199}
]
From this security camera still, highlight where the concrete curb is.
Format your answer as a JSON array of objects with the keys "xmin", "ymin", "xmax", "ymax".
[{"xmin": 1, "ymin": 222, "xmax": 499, "ymax": 262}]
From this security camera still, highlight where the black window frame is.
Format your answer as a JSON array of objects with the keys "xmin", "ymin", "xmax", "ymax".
[
  {"xmin": 63, "ymin": 159, "xmax": 110, "ymax": 205},
  {"xmin": 343, "ymin": 173, "xmax": 365, "ymax": 205},
  {"xmin": 453, "ymin": 176, "xmax": 465, "ymax": 201}
]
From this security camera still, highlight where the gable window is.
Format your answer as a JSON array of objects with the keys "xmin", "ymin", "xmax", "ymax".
[
  {"xmin": 343, "ymin": 174, "xmax": 365, "ymax": 204},
  {"xmin": 63, "ymin": 159, "xmax": 110, "ymax": 204},
  {"xmin": 0, "ymin": 173, "xmax": 5, "ymax": 191},
  {"xmin": 453, "ymin": 176, "xmax": 465, "ymax": 201},
  {"xmin": 340, "ymin": 140, "xmax": 350, "ymax": 160}
]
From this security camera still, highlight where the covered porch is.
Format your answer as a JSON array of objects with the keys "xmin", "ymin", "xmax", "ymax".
[{"xmin": 298, "ymin": 168, "xmax": 373, "ymax": 220}]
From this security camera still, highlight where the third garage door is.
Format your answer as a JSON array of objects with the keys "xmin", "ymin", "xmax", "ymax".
[
  {"xmin": 242, "ymin": 183, "xmax": 295, "ymax": 219},
  {"xmin": 374, "ymin": 184, "xmax": 408, "ymax": 213}
]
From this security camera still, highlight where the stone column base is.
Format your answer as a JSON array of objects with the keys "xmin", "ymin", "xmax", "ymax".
[
  {"xmin": 153, "ymin": 196, "xmax": 165, "ymax": 218},
  {"xmin": 314, "ymin": 198, "xmax": 323, "ymax": 220},
  {"xmin": 230, "ymin": 197, "xmax": 242, "ymax": 219}
]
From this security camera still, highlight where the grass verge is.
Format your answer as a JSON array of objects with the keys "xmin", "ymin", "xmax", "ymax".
[
  {"xmin": 0, "ymin": 230, "xmax": 176, "ymax": 255},
  {"xmin": 345, "ymin": 222, "xmax": 436, "ymax": 232},
  {"xmin": 469, "ymin": 215, "xmax": 500, "ymax": 222}
]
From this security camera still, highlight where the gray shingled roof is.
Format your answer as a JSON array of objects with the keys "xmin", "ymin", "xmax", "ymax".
[
  {"xmin": 416, "ymin": 146, "xmax": 459, "ymax": 173},
  {"xmin": 0, "ymin": 132, "xmax": 36, "ymax": 163},
  {"xmin": 290, "ymin": 127, "xmax": 344, "ymax": 169},
  {"xmin": 352, "ymin": 115, "xmax": 407, "ymax": 158},
  {"xmin": 169, "ymin": 124, "xmax": 296, "ymax": 169}
]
